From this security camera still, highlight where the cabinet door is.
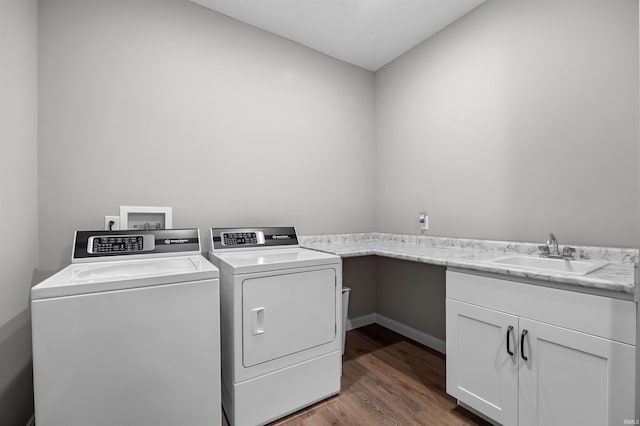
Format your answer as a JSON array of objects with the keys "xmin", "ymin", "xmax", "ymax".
[
  {"xmin": 446, "ymin": 299, "xmax": 519, "ymax": 425},
  {"xmin": 518, "ymin": 318, "xmax": 635, "ymax": 426}
]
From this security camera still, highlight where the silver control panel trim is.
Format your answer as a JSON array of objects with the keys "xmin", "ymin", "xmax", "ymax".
[
  {"xmin": 220, "ymin": 231, "xmax": 265, "ymax": 247},
  {"xmin": 87, "ymin": 234, "xmax": 155, "ymax": 254}
]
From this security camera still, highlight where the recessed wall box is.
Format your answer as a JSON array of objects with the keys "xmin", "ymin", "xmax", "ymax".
[{"xmin": 119, "ymin": 206, "xmax": 172, "ymax": 231}]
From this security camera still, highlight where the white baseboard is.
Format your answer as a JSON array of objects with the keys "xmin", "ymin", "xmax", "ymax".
[
  {"xmin": 346, "ymin": 313, "xmax": 446, "ymax": 354},
  {"xmin": 346, "ymin": 313, "xmax": 376, "ymax": 331}
]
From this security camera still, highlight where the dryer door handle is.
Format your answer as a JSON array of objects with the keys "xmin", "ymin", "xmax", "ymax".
[{"xmin": 252, "ymin": 307, "xmax": 265, "ymax": 335}]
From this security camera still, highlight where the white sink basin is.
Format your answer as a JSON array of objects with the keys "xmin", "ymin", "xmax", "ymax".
[{"xmin": 486, "ymin": 255, "xmax": 608, "ymax": 276}]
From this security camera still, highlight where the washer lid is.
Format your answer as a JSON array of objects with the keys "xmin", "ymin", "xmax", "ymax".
[
  {"xmin": 31, "ymin": 255, "xmax": 218, "ymax": 300},
  {"xmin": 209, "ymin": 247, "xmax": 340, "ymax": 275}
]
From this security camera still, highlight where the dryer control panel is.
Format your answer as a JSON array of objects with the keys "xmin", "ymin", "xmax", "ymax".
[
  {"xmin": 221, "ymin": 231, "xmax": 265, "ymax": 247},
  {"xmin": 211, "ymin": 227, "xmax": 298, "ymax": 250}
]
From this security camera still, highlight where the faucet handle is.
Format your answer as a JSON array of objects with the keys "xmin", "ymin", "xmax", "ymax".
[
  {"xmin": 562, "ymin": 246, "xmax": 576, "ymax": 258},
  {"xmin": 538, "ymin": 245, "xmax": 550, "ymax": 257}
]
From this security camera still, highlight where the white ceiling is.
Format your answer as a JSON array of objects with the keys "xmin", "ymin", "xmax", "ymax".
[{"xmin": 189, "ymin": 0, "xmax": 485, "ymax": 71}]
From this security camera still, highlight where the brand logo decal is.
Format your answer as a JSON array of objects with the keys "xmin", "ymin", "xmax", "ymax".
[
  {"xmin": 272, "ymin": 235, "xmax": 291, "ymax": 240},
  {"xmin": 164, "ymin": 239, "xmax": 189, "ymax": 244}
]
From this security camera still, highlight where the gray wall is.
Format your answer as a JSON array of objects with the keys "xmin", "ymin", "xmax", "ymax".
[
  {"xmin": 375, "ymin": 0, "xmax": 639, "ymax": 248},
  {"xmin": 343, "ymin": 256, "xmax": 377, "ymax": 319},
  {"xmin": 0, "ymin": 0, "xmax": 38, "ymax": 423},
  {"xmin": 375, "ymin": 258, "xmax": 446, "ymax": 341},
  {"xmin": 636, "ymin": 4, "xmax": 640, "ymax": 420},
  {"xmin": 38, "ymin": 0, "xmax": 376, "ymax": 271},
  {"xmin": 343, "ymin": 257, "xmax": 446, "ymax": 341}
]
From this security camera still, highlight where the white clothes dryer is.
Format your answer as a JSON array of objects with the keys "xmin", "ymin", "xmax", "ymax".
[
  {"xmin": 208, "ymin": 227, "xmax": 342, "ymax": 426},
  {"xmin": 31, "ymin": 229, "xmax": 221, "ymax": 426}
]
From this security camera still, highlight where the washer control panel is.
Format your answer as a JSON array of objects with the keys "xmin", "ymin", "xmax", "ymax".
[
  {"xmin": 221, "ymin": 231, "xmax": 265, "ymax": 247},
  {"xmin": 73, "ymin": 229, "xmax": 201, "ymax": 262},
  {"xmin": 87, "ymin": 235, "xmax": 154, "ymax": 254}
]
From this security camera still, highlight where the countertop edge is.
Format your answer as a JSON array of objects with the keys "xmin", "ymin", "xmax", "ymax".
[{"xmin": 300, "ymin": 243, "xmax": 635, "ymax": 296}]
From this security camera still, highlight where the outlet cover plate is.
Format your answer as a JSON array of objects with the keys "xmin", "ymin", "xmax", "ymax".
[{"xmin": 104, "ymin": 216, "xmax": 120, "ymax": 231}]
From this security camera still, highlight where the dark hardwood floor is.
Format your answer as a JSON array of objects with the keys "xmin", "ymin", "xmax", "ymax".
[{"xmin": 225, "ymin": 324, "xmax": 492, "ymax": 425}]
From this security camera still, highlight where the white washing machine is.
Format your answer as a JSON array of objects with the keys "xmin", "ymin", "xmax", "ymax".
[
  {"xmin": 208, "ymin": 227, "xmax": 342, "ymax": 426},
  {"xmin": 31, "ymin": 229, "xmax": 221, "ymax": 426}
]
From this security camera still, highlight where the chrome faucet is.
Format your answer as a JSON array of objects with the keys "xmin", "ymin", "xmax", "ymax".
[
  {"xmin": 538, "ymin": 233, "xmax": 577, "ymax": 259},
  {"xmin": 546, "ymin": 233, "xmax": 559, "ymax": 257}
]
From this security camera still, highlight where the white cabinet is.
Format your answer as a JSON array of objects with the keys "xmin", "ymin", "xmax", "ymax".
[
  {"xmin": 446, "ymin": 300, "xmax": 518, "ymax": 425},
  {"xmin": 446, "ymin": 270, "xmax": 636, "ymax": 426},
  {"xmin": 518, "ymin": 318, "xmax": 635, "ymax": 426}
]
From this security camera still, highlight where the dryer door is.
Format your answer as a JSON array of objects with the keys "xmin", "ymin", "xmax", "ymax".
[{"xmin": 242, "ymin": 268, "xmax": 337, "ymax": 367}]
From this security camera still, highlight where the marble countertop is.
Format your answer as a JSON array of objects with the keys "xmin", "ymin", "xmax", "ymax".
[{"xmin": 299, "ymin": 233, "xmax": 637, "ymax": 296}]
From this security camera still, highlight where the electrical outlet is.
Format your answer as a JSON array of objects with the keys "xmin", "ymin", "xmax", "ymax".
[
  {"xmin": 104, "ymin": 216, "xmax": 120, "ymax": 231},
  {"xmin": 418, "ymin": 212, "xmax": 429, "ymax": 230}
]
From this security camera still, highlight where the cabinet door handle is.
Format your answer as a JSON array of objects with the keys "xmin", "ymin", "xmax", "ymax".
[
  {"xmin": 520, "ymin": 329, "xmax": 528, "ymax": 361},
  {"xmin": 506, "ymin": 325, "xmax": 514, "ymax": 356}
]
